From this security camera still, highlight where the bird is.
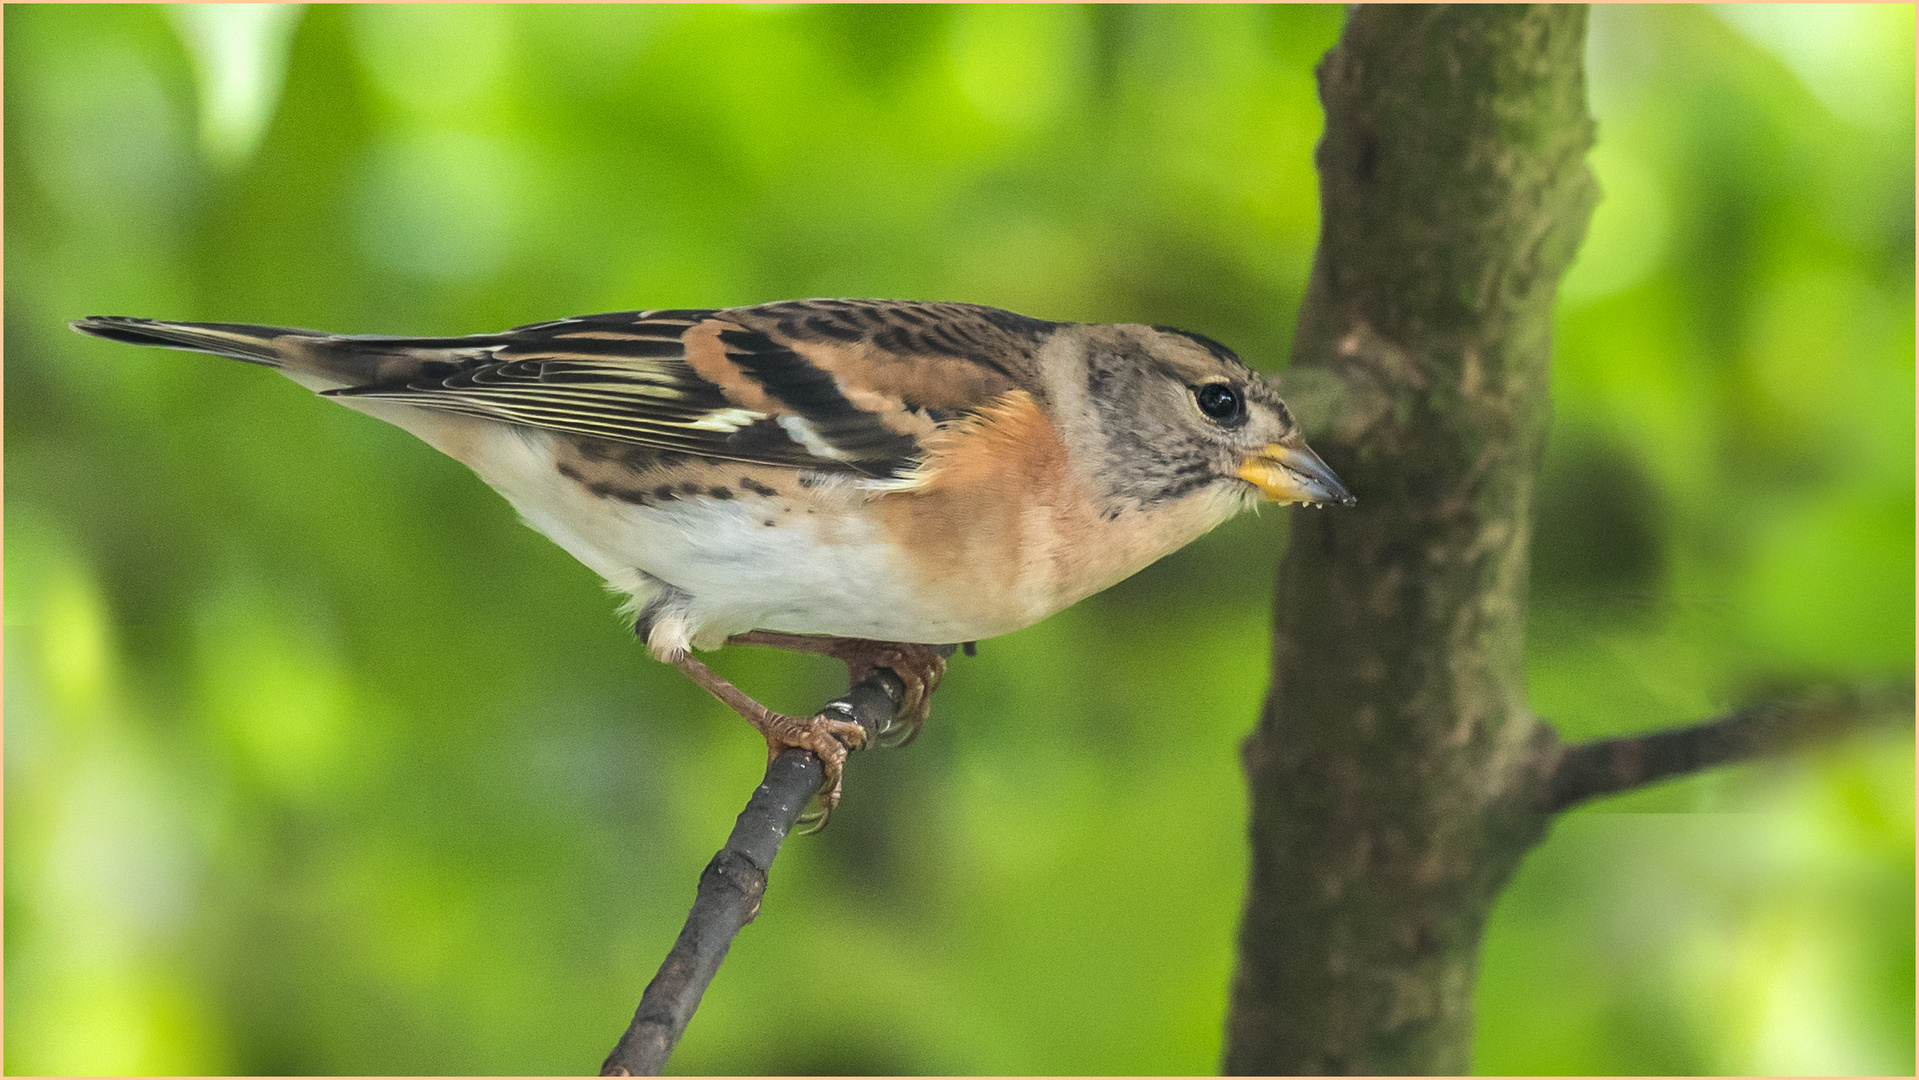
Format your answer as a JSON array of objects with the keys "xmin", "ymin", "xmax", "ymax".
[{"xmin": 71, "ymin": 300, "xmax": 1354, "ymax": 819}]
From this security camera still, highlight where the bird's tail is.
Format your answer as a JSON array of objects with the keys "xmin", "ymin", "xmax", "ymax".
[
  {"xmin": 69, "ymin": 316, "xmax": 324, "ymax": 368},
  {"xmin": 68, "ymin": 315, "xmax": 503, "ymax": 391}
]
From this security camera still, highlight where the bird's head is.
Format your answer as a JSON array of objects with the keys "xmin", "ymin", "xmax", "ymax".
[{"xmin": 1057, "ymin": 322, "xmax": 1355, "ymax": 513}]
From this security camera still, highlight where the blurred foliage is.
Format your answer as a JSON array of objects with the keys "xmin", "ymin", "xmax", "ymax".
[{"xmin": 4, "ymin": 4, "xmax": 1911, "ymax": 1075}]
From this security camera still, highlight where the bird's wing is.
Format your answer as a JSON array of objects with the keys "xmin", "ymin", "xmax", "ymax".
[{"xmin": 329, "ymin": 301, "xmax": 1060, "ymax": 479}]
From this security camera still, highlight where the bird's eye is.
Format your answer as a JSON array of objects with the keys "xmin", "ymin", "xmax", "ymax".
[{"xmin": 1194, "ymin": 382, "xmax": 1245, "ymax": 423}]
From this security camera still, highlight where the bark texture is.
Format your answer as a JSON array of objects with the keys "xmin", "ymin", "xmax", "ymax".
[{"xmin": 1225, "ymin": 7, "xmax": 1597, "ymax": 1074}]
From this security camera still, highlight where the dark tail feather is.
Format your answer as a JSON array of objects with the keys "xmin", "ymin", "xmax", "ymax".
[{"xmin": 69, "ymin": 316, "xmax": 325, "ymax": 367}]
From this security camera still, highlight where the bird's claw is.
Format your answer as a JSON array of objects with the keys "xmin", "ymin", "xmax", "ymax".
[
  {"xmin": 699, "ymin": 634, "xmax": 952, "ymax": 831},
  {"xmin": 758, "ymin": 709, "xmax": 866, "ymax": 828},
  {"xmin": 794, "ymin": 804, "xmax": 829, "ymax": 835},
  {"xmin": 840, "ymin": 642, "xmax": 947, "ymax": 748}
]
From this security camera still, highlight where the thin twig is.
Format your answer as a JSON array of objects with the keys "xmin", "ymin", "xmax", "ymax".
[
  {"xmin": 1539, "ymin": 681, "xmax": 1915, "ymax": 815},
  {"xmin": 599, "ymin": 669, "xmax": 910, "ymax": 1077}
]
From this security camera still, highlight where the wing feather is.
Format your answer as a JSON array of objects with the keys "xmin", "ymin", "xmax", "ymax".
[{"xmin": 325, "ymin": 301, "xmax": 1060, "ymax": 479}]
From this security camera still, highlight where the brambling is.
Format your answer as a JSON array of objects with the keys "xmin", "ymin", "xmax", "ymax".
[{"xmin": 72, "ymin": 300, "xmax": 1353, "ymax": 815}]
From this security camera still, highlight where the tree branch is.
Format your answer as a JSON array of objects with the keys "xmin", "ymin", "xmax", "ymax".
[
  {"xmin": 599, "ymin": 670, "xmax": 910, "ymax": 1077},
  {"xmin": 1539, "ymin": 681, "xmax": 1915, "ymax": 814}
]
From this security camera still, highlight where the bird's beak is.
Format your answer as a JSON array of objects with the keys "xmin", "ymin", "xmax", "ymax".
[{"xmin": 1237, "ymin": 443, "xmax": 1356, "ymax": 506}]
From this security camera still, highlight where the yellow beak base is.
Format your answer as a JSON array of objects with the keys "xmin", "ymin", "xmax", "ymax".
[{"xmin": 1237, "ymin": 444, "xmax": 1355, "ymax": 506}]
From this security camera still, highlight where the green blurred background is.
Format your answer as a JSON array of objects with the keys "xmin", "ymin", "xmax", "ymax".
[{"xmin": 5, "ymin": 4, "xmax": 1912, "ymax": 1074}]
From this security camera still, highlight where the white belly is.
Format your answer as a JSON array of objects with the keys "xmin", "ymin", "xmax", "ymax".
[
  {"xmin": 363, "ymin": 411, "xmax": 986, "ymax": 648},
  {"xmin": 522, "ymin": 484, "xmax": 975, "ymax": 646}
]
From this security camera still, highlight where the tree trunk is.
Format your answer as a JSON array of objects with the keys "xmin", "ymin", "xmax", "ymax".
[{"xmin": 1224, "ymin": 7, "xmax": 1598, "ymax": 1074}]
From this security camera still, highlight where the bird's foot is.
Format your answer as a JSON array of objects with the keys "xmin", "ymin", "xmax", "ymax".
[
  {"xmin": 749, "ymin": 706, "xmax": 868, "ymax": 829},
  {"xmin": 832, "ymin": 641, "xmax": 947, "ymax": 747},
  {"xmin": 722, "ymin": 632, "xmax": 951, "ymax": 748},
  {"xmin": 662, "ymin": 647, "xmax": 869, "ymax": 828}
]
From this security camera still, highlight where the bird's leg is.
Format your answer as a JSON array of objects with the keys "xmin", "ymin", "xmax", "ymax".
[
  {"xmin": 663, "ymin": 648, "xmax": 867, "ymax": 814},
  {"xmin": 724, "ymin": 631, "xmax": 949, "ymax": 747}
]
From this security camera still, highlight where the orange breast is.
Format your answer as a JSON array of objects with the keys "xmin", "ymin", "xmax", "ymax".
[{"xmin": 872, "ymin": 390, "xmax": 1213, "ymax": 636}]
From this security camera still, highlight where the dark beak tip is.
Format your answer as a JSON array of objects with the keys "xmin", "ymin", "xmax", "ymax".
[
  {"xmin": 1312, "ymin": 489, "xmax": 1356, "ymax": 508},
  {"xmin": 1308, "ymin": 469, "xmax": 1356, "ymax": 508}
]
